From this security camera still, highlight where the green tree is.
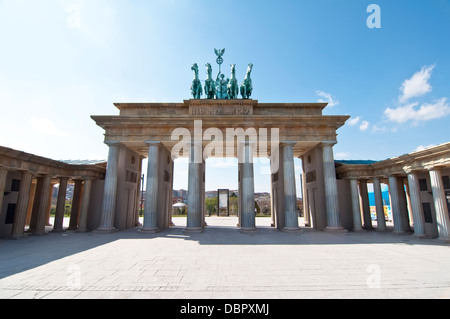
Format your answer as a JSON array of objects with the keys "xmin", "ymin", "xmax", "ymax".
[{"xmin": 205, "ymin": 197, "xmax": 217, "ymax": 216}]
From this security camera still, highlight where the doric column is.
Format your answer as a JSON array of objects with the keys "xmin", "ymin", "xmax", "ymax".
[
  {"xmin": 11, "ymin": 171, "xmax": 33, "ymax": 239},
  {"xmin": 142, "ymin": 142, "xmax": 161, "ymax": 233},
  {"xmin": 0, "ymin": 167, "xmax": 9, "ymax": 231},
  {"xmin": 97, "ymin": 141, "xmax": 120, "ymax": 232},
  {"xmin": 33, "ymin": 174, "xmax": 52, "ymax": 235},
  {"xmin": 68, "ymin": 179, "xmax": 83, "ymax": 231},
  {"xmin": 359, "ymin": 179, "xmax": 373, "ymax": 230},
  {"xmin": 185, "ymin": 141, "xmax": 205, "ymax": 233},
  {"xmin": 239, "ymin": 141, "xmax": 256, "ymax": 233},
  {"xmin": 28, "ymin": 177, "xmax": 43, "ymax": 233},
  {"xmin": 429, "ymin": 168, "xmax": 450, "ymax": 241},
  {"xmin": 45, "ymin": 182, "xmax": 56, "ymax": 226},
  {"xmin": 0, "ymin": 168, "xmax": 7, "ymax": 218},
  {"xmin": 322, "ymin": 142, "xmax": 345, "ymax": 231},
  {"xmin": 406, "ymin": 172, "xmax": 426, "ymax": 237},
  {"xmin": 388, "ymin": 175, "xmax": 411, "ymax": 233},
  {"xmin": 301, "ymin": 170, "xmax": 309, "ymax": 227},
  {"xmin": 372, "ymin": 177, "xmax": 387, "ymax": 231},
  {"xmin": 349, "ymin": 178, "xmax": 363, "ymax": 231},
  {"xmin": 77, "ymin": 178, "xmax": 94, "ymax": 232},
  {"xmin": 52, "ymin": 177, "xmax": 69, "ymax": 233},
  {"xmin": 25, "ymin": 179, "xmax": 36, "ymax": 226},
  {"xmin": 282, "ymin": 142, "xmax": 299, "ymax": 232}
]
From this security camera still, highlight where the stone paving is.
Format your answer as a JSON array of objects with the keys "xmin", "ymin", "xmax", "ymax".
[{"xmin": 0, "ymin": 217, "xmax": 449, "ymax": 299}]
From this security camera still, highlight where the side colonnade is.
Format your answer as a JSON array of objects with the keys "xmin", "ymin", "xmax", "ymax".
[
  {"xmin": 0, "ymin": 146, "xmax": 106, "ymax": 238},
  {"xmin": 335, "ymin": 143, "xmax": 450, "ymax": 241}
]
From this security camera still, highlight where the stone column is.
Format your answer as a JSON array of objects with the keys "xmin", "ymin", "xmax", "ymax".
[
  {"xmin": 141, "ymin": 142, "xmax": 161, "ymax": 233},
  {"xmin": 52, "ymin": 177, "xmax": 69, "ymax": 233},
  {"xmin": 33, "ymin": 174, "xmax": 52, "ymax": 235},
  {"xmin": 404, "ymin": 180, "xmax": 414, "ymax": 225},
  {"xmin": 359, "ymin": 179, "xmax": 373, "ymax": 230},
  {"xmin": 406, "ymin": 172, "xmax": 426, "ymax": 237},
  {"xmin": 239, "ymin": 141, "xmax": 256, "ymax": 233},
  {"xmin": 372, "ymin": 177, "xmax": 387, "ymax": 231},
  {"xmin": 77, "ymin": 178, "xmax": 93, "ymax": 232},
  {"xmin": 282, "ymin": 142, "xmax": 299, "ymax": 232},
  {"xmin": 301, "ymin": 170, "xmax": 310, "ymax": 227},
  {"xmin": 322, "ymin": 142, "xmax": 345, "ymax": 231},
  {"xmin": 349, "ymin": 178, "xmax": 363, "ymax": 231},
  {"xmin": 97, "ymin": 141, "xmax": 120, "ymax": 232},
  {"xmin": 186, "ymin": 141, "xmax": 205, "ymax": 233},
  {"xmin": 0, "ymin": 168, "xmax": 7, "ymax": 218},
  {"xmin": 429, "ymin": 168, "xmax": 450, "ymax": 241},
  {"xmin": 388, "ymin": 175, "xmax": 411, "ymax": 233},
  {"xmin": 25, "ymin": 179, "xmax": 36, "ymax": 226},
  {"xmin": 68, "ymin": 179, "xmax": 83, "ymax": 231},
  {"xmin": 45, "ymin": 182, "xmax": 56, "ymax": 226},
  {"xmin": 11, "ymin": 171, "xmax": 33, "ymax": 239},
  {"xmin": 28, "ymin": 177, "xmax": 43, "ymax": 233}
]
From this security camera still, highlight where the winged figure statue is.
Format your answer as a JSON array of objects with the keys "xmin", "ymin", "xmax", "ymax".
[{"xmin": 214, "ymin": 48, "xmax": 225, "ymax": 58}]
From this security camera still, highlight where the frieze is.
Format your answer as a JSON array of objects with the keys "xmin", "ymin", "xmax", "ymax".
[{"xmin": 190, "ymin": 105, "xmax": 253, "ymax": 116}]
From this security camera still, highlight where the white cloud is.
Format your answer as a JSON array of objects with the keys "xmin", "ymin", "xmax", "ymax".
[
  {"xmin": 347, "ymin": 116, "xmax": 369, "ymax": 131},
  {"xmin": 399, "ymin": 65, "xmax": 435, "ymax": 103},
  {"xmin": 348, "ymin": 116, "xmax": 361, "ymax": 126},
  {"xmin": 316, "ymin": 90, "xmax": 339, "ymax": 107},
  {"xmin": 335, "ymin": 152, "xmax": 351, "ymax": 160},
  {"xmin": 359, "ymin": 121, "xmax": 370, "ymax": 131},
  {"xmin": 384, "ymin": 98, "xmax": 450, "ymax": 124},
  {"xmin": 414, "ymin": 144, "xmax": 437, "ymax": 152},
  {"xmin": 371, "ymin": 125, "xmax": 387, "ymax": 134}
]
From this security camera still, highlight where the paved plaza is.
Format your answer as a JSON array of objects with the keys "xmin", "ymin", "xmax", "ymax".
[{"xmin": 0, "ymin": 217, "xmax": 449, "ymax": 299}]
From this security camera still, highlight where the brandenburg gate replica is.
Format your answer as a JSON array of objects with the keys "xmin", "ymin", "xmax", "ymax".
[
  {"xmin": 91, "ymin": 49, "xmax": 350, "ymax": 234},
  {"xmin": 1, "ymin": 49, "xmax": 449, "ymax": 240}
]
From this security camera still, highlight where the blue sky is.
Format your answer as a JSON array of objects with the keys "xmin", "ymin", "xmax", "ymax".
[{"xmin": 0, "ymin": 0, "xmax": 449, "ymax": 193}]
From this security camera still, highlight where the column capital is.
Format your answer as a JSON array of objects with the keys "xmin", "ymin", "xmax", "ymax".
[
  {"xmin": 425, "ymin": 165, "xmax": 445, "ymax": 172},
  {"xmin": 81, "ymin": 176, "xmax": 96, "ymax": 181},
  {"xmin": 280, "ymin": 141, "xmax": 297, "ymax": 146},
  {"xmin": 56, "ymin": 175, "xmax": 70, "ymax": 180},
  {"xmin": 145, "ymin": 141, "xmax": 162, "ymax": 146},
  {"xmin": 105, "ymin": 141, "xmax": 121, "ymax": 146},
  {"xmin": 321, "ymin": 141, "xmax": 337, "ymax": 147}
]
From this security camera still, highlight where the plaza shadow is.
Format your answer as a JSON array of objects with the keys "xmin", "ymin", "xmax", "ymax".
[{"xmin": 0, "ymin": 224, "xmax": 447, "ymax": 280}]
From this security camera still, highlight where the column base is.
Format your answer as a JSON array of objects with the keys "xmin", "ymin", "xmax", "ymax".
[
  {"xmin": 393, "ymin": 230, "xmax": 413, "ymax": 235},
  {"xmin": 436, "ymin": 237, "xmax": 450, "ymax": 244},
  {"xmin": 139, "ymin": 227, "xmax": 160, "ymax": 234},
  {"xmin": 184, "ymin": 227, "xmax": 203, "ymax": 234},
  {"xmin": 240, "ymin": 227, "xmax": 258, "ymax": 234},
  {"xmin": 94, "ymin": 227, "xmax": 118, "ymax": 234},
  {"xmin": 10, "ymin": 234, "xmax": 29, "ymax": 240},
  {"xmin": 31, "ymin": 231, "xmax": 49, "ymax": 236},
  {"xmin": 50, "ymin": 228, "xmax": 66, "ymax": 233},
  {"xmin": 282, "ymin": 227, "xmax": 301, "ymax": 233},
  {"xmin": 325, "ymin": 226, "xmax": 348, "ymax": 233}
]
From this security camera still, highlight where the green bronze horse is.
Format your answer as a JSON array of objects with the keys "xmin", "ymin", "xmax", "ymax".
[
  {"xmin": 227, "ymin": 64, "xmax": 239, "ymax": 99},
  {"xmin": 204, "ymin": 63, "xmax": 215, "ymax": 99},
  {"xmin": 191, "ymin": 63, "xmax": 203, "ymax": 99},
  {"xmin": 240, "ymin": 63, "xmax": 253, "ymax": 99}
]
